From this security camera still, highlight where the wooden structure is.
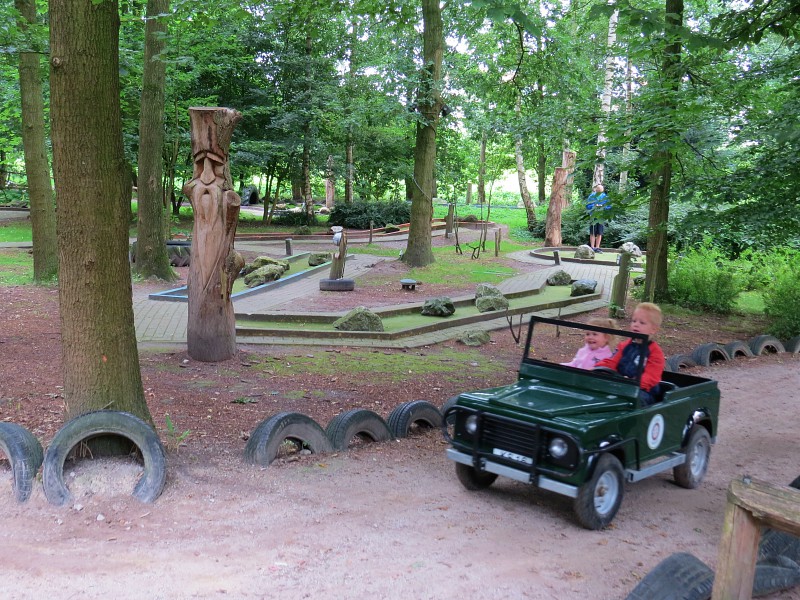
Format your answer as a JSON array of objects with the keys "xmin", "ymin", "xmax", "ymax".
[
  {"xmin": 182, "ymin": 107, "xmax": 244, "ymax": 362},
  {"xmin": 712, "ymin": 476, "xmax": 800, "ymax": 599}
]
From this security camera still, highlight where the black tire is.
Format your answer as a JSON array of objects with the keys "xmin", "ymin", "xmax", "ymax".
[
  {"xmin": 723, "ymin": 340, "xmax": 755, "ymax": 359},
  {"xmin": 665, "ymin": 354, "xmax": 698, "ymax": 372},
  {"xmin": 749, "ymin": 334, "xmax": 785, "ymax": 356},
  {"xmin": 673, "ymin": 427, "xmax": 711, "ymax": 489},
  {"xmin": 244, "ymin": 411, "xmax": 333, "ymax": 466},
  {"xmin": 42, "ymin": 410, "xmax": 167, "ymax": 507},
  {"xmin": 758, "ymin": 475, "xmax": 800, "ymax": 563},
  {"xmin": 690, "ymin": 343, "xmax": 730, "ymax": 366},
  {"xmin": 624, "ymin": 552, "xmax": 714, "ymax": 600},
  {"xmin": 0, "ymin": 422, "xmax": 44, "ymax": 503},
  {"xmin": 441, "ymin": 395, "xmax": 459, "ymax": 426},
  {"xmin": 325, "ymin": 409, "xmax": 392, "ymax": 451},
  {"xmin": 319, "ymin": 278, "xmax": 355, "ymax": 292},
  {"xmin": 783, "ymin": 336, "xmax": 800, "ymax": 354},
  {"xmin": 574, "ymin": 453, "xmax": 625, "ymax": 530},
  {"xmin": 387, "ymin": 400, "xmax": 443, "ymax": 438},
  {"xmin": 752, "ymin": 557, "xmax": 800, "ymax": 598},
  {"xmin": 455, "ymin": 462, "xmax": 497, "ymax": 490}
]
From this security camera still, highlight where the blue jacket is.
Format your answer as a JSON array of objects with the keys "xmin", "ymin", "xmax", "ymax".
[{"xmin": 586, "ymin": 192, "xmax": 610, "ymax": 221}]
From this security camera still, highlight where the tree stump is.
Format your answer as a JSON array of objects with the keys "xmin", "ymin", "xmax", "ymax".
[
  {"xmin": 182, "ymin": 107, "xmax": 244, "ymax": 362},
  {"xmin": 330, "ymin": 229, "xmax": 347, "ymax": 280}
]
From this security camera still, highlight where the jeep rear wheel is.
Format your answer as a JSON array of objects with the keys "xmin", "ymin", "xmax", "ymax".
[
  {"xmin": 455, "ymin": 462, "xmax": 497, "ymax": 490},
  {"xmin": 673, "ymin": 427, "xmax": 711, "ymax": 489},
  {"xmin": 574, "ymin": 453, "xmax": 624, "ymax": 530}
]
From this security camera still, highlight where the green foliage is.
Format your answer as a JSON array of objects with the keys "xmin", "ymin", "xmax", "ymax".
[
  {"xmin": 328, "ymin": 200, "xmax": 410, "ymax": 230},
  {"xmin": 731, "ymin": 248, "xmax": 798, "ymax": 291},
  {"xmin": 163, "ymin": 414, "xmax": 190, "ymax": 451},
  {"xmin": 763, "ymin": 264, "xmax": 800, "ymax": 339},
  {"xmin": 271, "ymin": 211, "xmax": 317, "ymax": 227},
  {"xmin": 667, "ymin": 242, "xmax": 744, "ymax": 314}
]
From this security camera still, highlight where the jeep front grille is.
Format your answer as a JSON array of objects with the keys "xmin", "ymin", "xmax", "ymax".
[{"xmin": 479, "ymin": 414, "xmax": 541, "ymax": 459}]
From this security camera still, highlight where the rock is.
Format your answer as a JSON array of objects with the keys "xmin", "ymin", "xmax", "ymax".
[
  {"xmin": 475, "ymin": 283, "xmax": 504, "ymax": 299},
  {"xmin": 421, "ymin": 297, "xmax": 455, "ymax": 317},
  {"xmin": 241, "ymin": 256, "xmax": 290, "ymax": 277},
  {"xmin": 547, "ymin": 270, "xmax": 573, "ymax": 286},
  {"xmin": 317, "ymin": 206, "xmax": 331, "ymax": 215},
  {"xmin": 476, "ymin": 295, "xmax": 509, "ymax": 313},
  {"xmin": 574, "ymin": 245, "xmax": 595, "ymax": 259},
  {"xmin": 383, "ymin": 223, "xmax": 400, "ymax": 233},
  {"xmin": 458, "ymin": 329, "xmax": 491, "ymax": 346},
  {"xmin": 308, "ymin": 252, "xmax": 331, "ymax": 267},
  {"xmin": 333, "ymin": 306, "xmax": 384, "ymax": 332},
  {"xmin": 243, "ymin": 264, "xmax": 285, "ymax": 288},
  {"xmin": 571, "ymin": 279, "xmax": 598, "ymax": 296},
  {"xmin": 460, "ymin": 214, "xmax": 479, "ymax": 223}
]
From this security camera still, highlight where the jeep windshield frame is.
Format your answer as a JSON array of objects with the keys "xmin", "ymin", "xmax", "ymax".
[{"xmin": 522, "ymin": 316, "xmax": 649, "ymax": 385}]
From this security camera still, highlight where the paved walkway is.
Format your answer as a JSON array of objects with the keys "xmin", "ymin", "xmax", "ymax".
[{"xmin": 135, "ymin": 247, "xmax": 620, "ymax": 349}]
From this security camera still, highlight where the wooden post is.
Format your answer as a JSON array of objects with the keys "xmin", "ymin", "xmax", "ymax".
[
  {"xmin": 330, "ymin": 229, "xmax": 347, "ymax": 280},
  {"xmin": 553, "ymin": 250, "xmax": 561, "ymax": 265},
  {"xmin": 369, "ymin": 220, "xmax": 373, "ymax": 245},
  {"xmin": 285, "ymin": 238, "xmax": 293, "ymax": 256},
  {"xmin": 544, "ymin": 167, "xmax": 568, "ymax": 247},
  {"xmin": 182, "ymin": 107, "xmax": 244, "ymax": 362},
  {"xmin": 494, "ymin": 228, "xmax": 501, "ymax": 256},
  {"xmin": 712, "ymin": 477, "xmax": 800, "ymax": 600},
  {"xmin": 609, "ymin": 252, "xmax": 631, "ymax": 318},
  {"xmin": 445, "ymin": 203, "xmax": 454, "ymax": 238}
]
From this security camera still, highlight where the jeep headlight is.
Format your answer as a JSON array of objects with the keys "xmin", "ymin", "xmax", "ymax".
[
  {"xmin": 465, "ymin": 415, "xmax": 479, "ymax": 435},
  {"xmin": 548, "ymin": 437, "xmax": 568, "ymax": 459}
]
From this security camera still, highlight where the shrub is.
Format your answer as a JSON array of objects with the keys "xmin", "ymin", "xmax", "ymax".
[
  {"xmin": 272, "ymin": 210, "xmax": 316, "ymax": 227},
  {"xmin": 763, "ymin": 265, "xmax": 800, "ymax": 338},
  {"xmin": 667, "ymin": 242, "xmax": 744, "ymax": 314},
  {"xmin": 328, "ymin": 199, "xmax": 410, "ymax": 230}
]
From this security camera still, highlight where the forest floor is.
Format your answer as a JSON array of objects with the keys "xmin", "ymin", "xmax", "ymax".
[{"xmin": 0, "ymin": 241, "xmax": 798, "ymax": 599}]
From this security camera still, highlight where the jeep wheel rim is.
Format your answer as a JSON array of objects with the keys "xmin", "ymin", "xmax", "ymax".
[
  {"xmin": 594, "ymin": 472, "xmax": 619, "ymax": 515},
  {"xmin": 690, "ymin": 437, "xmax": 709, "ymax": 477}
]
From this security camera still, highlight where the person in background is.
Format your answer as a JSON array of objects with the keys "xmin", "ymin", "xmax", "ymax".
[{"xmin": 585, "ymin": 184, "xmax": 609, "ymax": 252}]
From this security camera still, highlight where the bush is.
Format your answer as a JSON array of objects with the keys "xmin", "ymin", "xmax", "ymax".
[
  {"xmin": 328, "ymin": 199, "xmax": 410, "ymax": 230},
  {"xmin": 731, "ymin": 248, "xmax": 797, "ymax": 291},
  {"xmin": 763, "ymin": 265, "xmax": 800, "ymax": 338},
  {"xmin": 667, "ymin": 242, "xmax": 744, "ymax": 314},
  {"xmin": 272, "ymin": 210, "xmax": 316, "ymax": 227}
]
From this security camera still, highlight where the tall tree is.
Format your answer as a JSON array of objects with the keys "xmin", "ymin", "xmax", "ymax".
[
  {"xmin": 49, "ymin": 0, "xmax": 150, "ymax": 421},
  {"xmin": 403, "ymin": 0, "xmax": 444, "ymax": 267},
  {"xmin": 644, "ymin": 0, "xmax": 683, "ymax": 302},
  {"xmin": 135, "ymin": 0, "xmax": 175, "ymax": 281},
  {"xmin": 15, "ymin": 0, "xmax": 57, "ymax": 282},
  {"xmin": 592, "ymin": 6, "xmax": 619, "ymax": 188}
]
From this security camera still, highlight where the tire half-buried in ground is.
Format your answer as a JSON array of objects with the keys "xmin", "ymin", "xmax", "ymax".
[
  {"xmin": 387, "ymin": 400, "xmax": 443, "ymax": 438},
  {"xmin": 748, "ymin": 334, "xmax": 785, "ymax": 356},
  {"xmin": 319, "ymin": 278, "xmax": 355, "ymax": 292},
  {"xmin": 690, "ymin": 343, "xmax": 730, "ymax": 367},
  {"xmin": 0, "ymin": 422, "xmax": 44, "ymax": 502},
  {"xmin": 245, "ymin": 411, "xmax": 333, "ymax": 466},
  {"xmin": 624, "ymin": 552, "xmax": 714, "ymax": 600},
  {"xmin": 42, "ymin": 410, "xmax": 167, "ymax": 507},
  {"xmin": 325, "ymin": 409, "xmax": 392, "ymax": 451},
  {"xmin": 723, "ymin": 340, "xmax": 754, "ymax": 359}
]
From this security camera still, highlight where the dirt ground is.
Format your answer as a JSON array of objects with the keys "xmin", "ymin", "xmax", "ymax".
[{"xmin": 1, "ymin": 252, "xmax": 799, "ymax": 599}]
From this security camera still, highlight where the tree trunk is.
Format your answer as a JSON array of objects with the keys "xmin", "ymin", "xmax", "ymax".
[
  {"xmin": 619, "ymin": 57, "xmax": 634, "ymax": 193},
  {"xmin": 302, "ymin": 33, "xmax": 314, "ymax": 223},
  {"xmin": 0, "ymin": 150, "xmax": 6, "ymax": 189},
  {"xmin": 593, "ymin": 8, "xmax": 619, "ymax": 188},
  {"xmin": 477, "ymin": 131, "xmax": 487, "ymax": 205},
  {"xmin": 645, "ymin": 0, "xmax": 684, "ymax": 302},
  {"xmin": 16, "ymin": 0, "xmax": 58, "ymax": 283},
  {"xmin": 182, "ymin": 107, "xmax": 244, "ymax": 362},
  {"xmin": 135, "ymin": 0, "xmax": 175, "ymax": 281},
  {"xmin": 562, "ymin": 148, "xmax": 576, "ymax": 208},
  {"xmin": 544, "ymin": 167, "xmax": 568, "ymax": 247},
  {"xmin": 465, "ymin": 181, "xmax": 472, "ymax": 205},
  {"xmin": 514, "ymin": 96, "xmax": 536, "ymax": 231},
  {"xmin": 50, "ymin": 0, "xmax": 149, "ymax": 421},
  {"xmin": 403, "ymin": 0, "xmax": 443, "ymax": 268},
  {"xmin": 325, "ymin": 154, "xmax": 335, "ymax": 208},
  {"xmin": 537, "ymin": 140, "xmax": 547, "ymax": 207}
]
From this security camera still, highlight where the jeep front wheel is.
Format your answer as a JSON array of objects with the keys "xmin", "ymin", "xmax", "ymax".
[
  {"xmin": 455, "ymin": 463, "xmax": 498, "ymax": 490},
  {"xmin": 574, "ymin": 454, "xmax": 624, "ymax": 530},
  {"xmin": 673, "ymin": 427, "xmax": 711, "ymax": 489}
]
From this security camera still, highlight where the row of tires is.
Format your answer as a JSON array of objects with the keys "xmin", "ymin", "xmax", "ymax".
[
  {"xmin": 1, "ymin": 400, "xmax": 445, "ymax": 507},
  {"xmin": 665, "ymin": 334, "xmax": 800, "ymax": 372},
  {"xmin": 625, "ymin": 476, "xmax": 800, "ymax": 600}
]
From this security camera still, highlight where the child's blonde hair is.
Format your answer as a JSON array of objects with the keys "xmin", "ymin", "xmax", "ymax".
[
  {"xmin": 634, "ymin": 302, "xmax": 663, "ymax": 328},
  {"xmin": 587, "ymin": 317, "xmax": 616, "ymax": 344}
]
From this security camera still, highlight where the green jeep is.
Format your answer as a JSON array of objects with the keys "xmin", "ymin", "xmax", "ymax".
[{"xmin": 442, "ymin": 316, "xmax": 720, "ymax": 530}]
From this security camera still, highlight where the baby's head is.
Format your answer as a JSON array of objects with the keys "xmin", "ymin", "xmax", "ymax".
[
  {"xmin": 584, "ymin": 318, "xmax": 616, "ymax": 350},
  {"xmin": 630, "ymin": 303, "xmax": 662, "ymax": 338}
]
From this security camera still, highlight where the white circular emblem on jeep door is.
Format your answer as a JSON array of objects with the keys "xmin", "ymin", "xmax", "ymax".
[{"xmin": 647, "ymin": 414, "xmax": 665, "ymax": 450}]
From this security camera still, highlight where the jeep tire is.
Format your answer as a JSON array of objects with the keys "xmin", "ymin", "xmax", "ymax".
[
  {"xmin": 673, "ymin": 426, "xmax": 711, "ymax": 489},
  {"xmin": 455, "ymin": 462, "xmax": 498, "ymax": 490},
  {"xmin": 574, "ymin": 453, "xmax": 624, "ymax": 530}
]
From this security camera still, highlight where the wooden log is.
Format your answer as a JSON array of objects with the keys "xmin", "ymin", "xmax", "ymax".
[{"xmin": 544, "ymin": 167, "xmax": 568, "ymax": 247}]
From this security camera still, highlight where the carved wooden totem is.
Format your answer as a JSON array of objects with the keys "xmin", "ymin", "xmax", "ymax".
[{"xmin": 183, "ymin": 107, "xmax": 245, "ymax": 362}]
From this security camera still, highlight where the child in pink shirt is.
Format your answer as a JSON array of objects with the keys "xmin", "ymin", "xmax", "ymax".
[{"xmin": 562, "ymin": 318, "xmax": 616, "ymax": 370}]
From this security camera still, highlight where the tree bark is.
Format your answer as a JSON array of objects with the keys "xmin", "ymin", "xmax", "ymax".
[
  {"xmin": 403, "ymin": 0, "xmax": 443, "ymax": 268},
  {"xmin": 514, "ymin": 96, "xmax": 535, "ymax": 231},
  {"xmin": 325, "ymin": 154, "xmax": 335, "ymax": 208},
  {"xmin": 562, "ymin": 149, "xmax": 576, "ymax": 208},
  {"xmin": 477, "ymin": 131, "xmax": 487, "ymax": 205},
  {"xmin": 619, "ymin": 57, "xmax": 634, "ymax": 193},
  {"xmin": 593, "ymin": 8, "xmax": 619, "ymax": 188},
  {"xmin": 50, "ymin": 0, "xmax": 149, "ymax": 421},
  {"xmin": 544, "ymin": 167, "xmax": 568, "ymax": 247},
  {"xmin": 16, "ymin": 0, "xmax": 58, "ymax": 282},
  {"xmin": 645, "ymin": 0, "xmax": 684, "ymax": 302},
  {"xmin": 536, "ymin": 140, "xmax": 547, "ymax": 206},
  {"xmin": 135, "ymin": 0, "xmax": 175, "ymax": 281},
  {"xmin": 182, "ymin": 107, "xmax": 244, "ymax": 362}
]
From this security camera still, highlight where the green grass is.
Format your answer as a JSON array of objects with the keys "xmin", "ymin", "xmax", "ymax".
[
  {"xmin": 735, "ymin": 290, "xmax": 765, "ymax": 314},
  {"xmin": 0, "ymin": 222, "xmax": 33, "ymax": 243},
  {"xmin": 0, "ymin": 250, "xmax": 34, "ymax": 285}
]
